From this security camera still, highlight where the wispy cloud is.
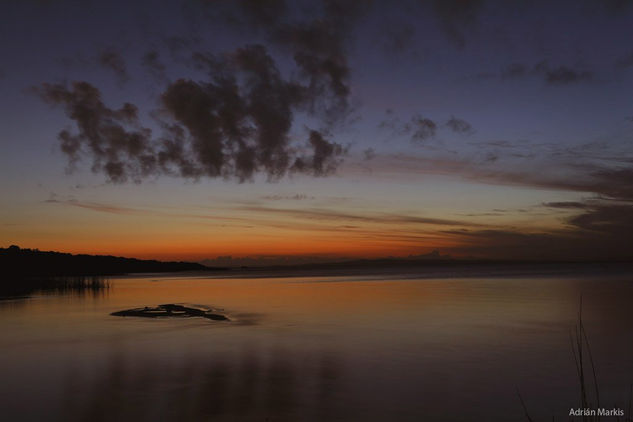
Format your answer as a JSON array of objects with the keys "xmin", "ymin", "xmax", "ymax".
[
  {"xmin": 496, "ymin": 60, "xmax": 594, "ymax": 85},
  {"xmin": 442, "ymin": 202, "xmax": 633, "ymax": 260},
  {"xmin": 237, "ymin": 206, "xmax": 484, "ymax": 228},
  {"xmin": 98, "ymin": 47, "xmax": 128, "ymax": 84},
  {"xmin": 261, "ymin": 194, "xmax": 313, "ymax": 201},
  {"xmin": 379, "ymin": 111, "xmax": 474, "ymax": 143},
  {"xmin": 44, "ymin": 196, "xmax": 144, "ymax": 215}
]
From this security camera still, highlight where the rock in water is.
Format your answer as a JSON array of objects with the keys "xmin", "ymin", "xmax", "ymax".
[{"xmin": 111, "ymin": 304, "xmax": 229, "ymax": 321}]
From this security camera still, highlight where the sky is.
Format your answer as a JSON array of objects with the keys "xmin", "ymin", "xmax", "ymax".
[{"xmin": 1, "ymin": 0, "xmax": 633, "ymax": 263}]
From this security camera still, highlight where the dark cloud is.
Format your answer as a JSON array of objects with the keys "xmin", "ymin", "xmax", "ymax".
[
  {"xmin": 541, "ymin": 65, "xmax": 593, "ymax": 85},
  {"xmin": 436, "ymin": 160, "xmax": 633, "ymax": 259},
  {"xmin": 444, "ymin": 209, "xmax": 633, "ymax": 260},
  {"xmin": 37, "ymin": 2, "xmax": 366, "ymax": 183},
  {"xmin": 34, "ymin": 81, "xmax": 156, "ymax": 183},
  {"xmin": 98, "ymin": 48, "xmax": 128, "ymax": 84},
  {"xmin": 239, "ymin": 206, "xmax": 483, "ymax": 227},
  {"xmin": 532, "ymin": 60, "xmax": 593, "ymax": 85},
  {"xmin": 380, "ymin": 112, "xmax": 473, "ymax": 142},
  {"xmin": 542, "ymin": 201, "xmax": 591, "ymax": 209},
  {"xmin": 225, "ymin": 0, "xmax": 368, "ymax": 123},
  {"xmin": 365, "ymin": 151, "xmax": 633, "ymax": 203},
  {"xmin": 261, "ymin": 194, "xmax": 311, "ymax": 201},
  {"xmin": 587, "ymin": 167, "xmax": 633, "ymax": 200},
  {"xmin": 160, "ymin": 43, "xmax": 299, "ymax": 181},
  {"xmin": 141, "ymin": 50, "xmax": 166, "ymax": 80},
  {"xmin": 161, "ymin": 44, "xmax": 347, "ymax": 180},
  {"xmin": 377, "ymin": 110, "xmax": 403, "ymax": 132},
  {"xmin": 568, "ymin": 203, "xmax": 633, "ymax": 235},
  {"xmin": 272, "ymin": 21, "xmax": 350, "ymax": 121},
  {"xmin": 483, "ymin": 140, "xmax": 513, "ymax": 147},
  {"xmin": 441, "ymin": 228, "xmax": 575, "ymax": 260},
  {"xmin": 363, "ymin": 148, "xmax": 376, "ymax": 160},
  {"xmin": 408, "ymin": 115, "xmax": 437, "ymax": 142},
  {"xmin": 483, "ymin": 152, "xmax": 498, "ymax": 163},
  {"xmin": 497, "ymin": 60, "xmax": 594, "ymax": 85},
  {"xmin": 445, "ymin": 116, "xmax": 473, "ymax": 134},
  {"xmin": 475, "ymin": 163, "xmax": 633, "ymax": 201},
  {"xmin": 432, "ymin": 0, "xmax": 485, "ymax": 48},
  {"xmin": 59, "ymin": 200, "xmax": 142, "ymax": 215},
  {"xmin": 44, "ymin": 194, "xmax": 143, "ymax": 215},
  {"xmin": 457, "ymin": 208, "xmax": 540, "ymax": 217},
  {"xmin": 291, "ymin": 130, "xmax": 345, "ymax": 177},
  {"xmin": 37, "ymin": 44, "xmax": 347, "ymax": 182},
  {"xmin": 365, "ymin": 148, "xmax": 633, "ymax": 263}
]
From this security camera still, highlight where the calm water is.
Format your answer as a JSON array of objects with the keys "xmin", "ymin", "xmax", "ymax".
[{"xmin": 1, "ymin": 266, "xmax": 633, "ymax": 421}]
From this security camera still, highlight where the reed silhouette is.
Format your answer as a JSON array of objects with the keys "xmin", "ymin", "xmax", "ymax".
[
  {"xmin": 0, "ymin": 274, "xmax": 110, "ymax": 298},
  {"xmin": 518, "ymin": 298, "xmax": 633, "ymax": 421}
]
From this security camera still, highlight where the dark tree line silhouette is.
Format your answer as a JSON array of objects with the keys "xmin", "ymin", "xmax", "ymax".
[{"xmin": 1, "ymin": 245, "xmax": 212, "ymax": 277}]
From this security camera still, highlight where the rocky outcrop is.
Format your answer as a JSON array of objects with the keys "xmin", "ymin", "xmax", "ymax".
[{"xmin": 111, "ymin": 304, "xmax": 229, "ymax": 321}]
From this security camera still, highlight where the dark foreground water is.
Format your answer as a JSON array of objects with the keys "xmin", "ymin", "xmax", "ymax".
[{"xmin": 1, "ymin": 265, "xmax": 632, "ymax": 421}]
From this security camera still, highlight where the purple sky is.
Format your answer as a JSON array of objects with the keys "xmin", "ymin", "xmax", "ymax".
[{"xmin": 1, "ymin": 0, "xmax": 632, "ymax": 262}]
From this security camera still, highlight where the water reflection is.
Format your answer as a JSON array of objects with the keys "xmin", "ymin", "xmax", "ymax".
[
  {"xmin": 60, "ymin": 347, "xmax": 342, "ymax": 421},
  {"xmin": 1, "ymin": 272, "xmax": 633, "ymax": 421},
  {"xmin": 0, "ymin": 275, "xmax": 109, "ymax": 300}
]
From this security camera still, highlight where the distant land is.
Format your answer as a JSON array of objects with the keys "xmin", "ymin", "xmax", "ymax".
[
  {"xmin": 199, "ymin": 249, "xmax": 633, "ymax": 281},
  {"xmin": 204, "ymin": 248, "xmax": 633, "ymax": 270},
  {"xmin": 3, "ymin": 245, "xmax": 632, "ymax": 284},
  {"xmin": 0, "ymin": 245, "xmax": 218, "ymax": 278},
  {"xmin": 201, "ymin": 249, "xmax": 453, "ymax": 268}
]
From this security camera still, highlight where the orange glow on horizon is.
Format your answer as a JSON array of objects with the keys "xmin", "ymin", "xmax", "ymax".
[{"xmin": 12, "ymin": 231, "xmax": 464, "ymax": 262}]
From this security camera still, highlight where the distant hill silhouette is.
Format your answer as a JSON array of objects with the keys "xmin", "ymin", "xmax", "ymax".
[
  {"xmin": 201, "ymin": 249, "xmax": 452, "ymax": 268},
  {"xmin": 0, "ymin": 245, "xmax": 217, "ymax": 278}
]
